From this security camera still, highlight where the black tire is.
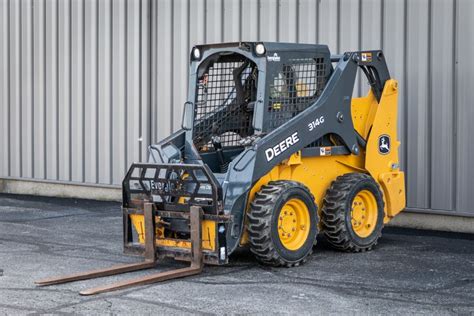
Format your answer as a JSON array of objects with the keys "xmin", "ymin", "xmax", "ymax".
[
  {"xmin": 247, "ymin": 181, "xmax": 318, "ymax": 267},
  {"xmin": 321, "ymin": 173, "xmax": 384, "ymax": 252}
]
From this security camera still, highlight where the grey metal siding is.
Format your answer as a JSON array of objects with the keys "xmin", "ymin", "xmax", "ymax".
[
  {"xmin": 455, "ymin": 0, "xmax": 474, "ymax": 214},
  {"xmin": 0, "ymin": 0, "xmax": 473, "ymax": 217},
  {"xmin": 0, "ymin": 0, "xmax": 150, "ymax": 185}
]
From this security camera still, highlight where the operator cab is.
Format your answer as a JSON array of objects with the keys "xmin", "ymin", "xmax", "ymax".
[{"xmin": 186, "ymin": 42, "xmax": 333, "ymax": 173}]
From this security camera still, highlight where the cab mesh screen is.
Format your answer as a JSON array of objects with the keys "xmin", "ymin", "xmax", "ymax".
[
  {"xmin": 193, "ymin": 58, "xmax": 257, "ymax": 149},
  {"xmin": 267, "ymin": 58, "xmax": 327, "ymax": 131}
]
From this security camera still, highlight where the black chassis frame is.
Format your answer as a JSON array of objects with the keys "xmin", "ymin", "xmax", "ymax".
[{"xmin": 126, "ymin": 42, "xmax": 391, "ymax": 261}]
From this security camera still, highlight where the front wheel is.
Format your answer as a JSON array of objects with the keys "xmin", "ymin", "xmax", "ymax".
[{"xmin": 247, "ymin": 181, "xmax": 318, "ymax": 267}]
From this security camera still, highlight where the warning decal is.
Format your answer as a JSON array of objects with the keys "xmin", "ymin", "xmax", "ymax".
[{"xmin": 361, "ymin": 52, "xmax": 373, "ymax": 62}]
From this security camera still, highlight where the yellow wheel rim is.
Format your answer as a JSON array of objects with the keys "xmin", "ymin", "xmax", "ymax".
[
  {"xmin": 277, "ymin": 199, "xmax": 311, "ymax": 251},
  {"xmin": 351, "ymin": 190, "xmax": 378, "ymax": 238}
]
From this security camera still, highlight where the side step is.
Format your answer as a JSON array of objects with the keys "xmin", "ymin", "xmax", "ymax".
[{"xmin": 35, "ymin": 203, "xmax": 203, "ymax": 296}]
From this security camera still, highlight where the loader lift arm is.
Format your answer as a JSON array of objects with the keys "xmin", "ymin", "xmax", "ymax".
[{"xmin": 253, "ymin": 50, "xmax": 391, "ymax": 179}]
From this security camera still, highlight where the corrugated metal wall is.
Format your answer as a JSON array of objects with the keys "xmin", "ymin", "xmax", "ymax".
[
  {"xmin": 0, "ymin": 0, "xmax": 151, "ymax": 185},
  {"xmin": 1, "ymin": 0, "xmax": 473, "ymax": 217}
]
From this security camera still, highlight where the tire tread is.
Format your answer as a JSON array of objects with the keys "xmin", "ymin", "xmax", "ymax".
[
  {"xmin": 321, "ymin": 173, "xmax": 384, "ymax": 252},
  {"xmin": 247, "ymin": 181, "xmax": 317, "ymax": 267}
]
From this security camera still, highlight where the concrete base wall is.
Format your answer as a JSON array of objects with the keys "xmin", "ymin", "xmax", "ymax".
[
  {"xmin": 387, "ymin": 212, "xmax": 473, "ymax": 234},
  {"xmin": 0, "ymin": 178, "xmax": 121, "ymax": 202},
  {"xmin": 0, "ymin": 178, "xmax": 472, "ymax": 234}
]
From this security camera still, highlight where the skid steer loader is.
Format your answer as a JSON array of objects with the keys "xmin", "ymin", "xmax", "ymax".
[{"xmin": 36, "ymin": 42, "xmax": 406, "ymax": 295}]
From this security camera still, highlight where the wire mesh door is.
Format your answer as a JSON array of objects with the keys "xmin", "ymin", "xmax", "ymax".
[
  {"xmin": 193, "ymin": 55, "xmax": 258, "ymax": 150},
  {"xmin": 267, "ymin": 57, "xmax": 328, "ymax": 132}
]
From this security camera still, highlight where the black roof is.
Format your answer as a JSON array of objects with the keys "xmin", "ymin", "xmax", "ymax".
[
  {"xmin": 195, "ymin": 41, "xmax": 330, "ymax": 54},
  {"xmin": 261, "ymin": 42, "xmax": 329, "ymax": 52}
]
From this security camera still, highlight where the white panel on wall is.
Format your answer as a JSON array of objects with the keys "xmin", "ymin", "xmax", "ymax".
[
  {"xmin": 206, "ymin": 0, "xmax": 223, "ymax": 44},
  {"xmin": 259, "ymin": 0, "xmax": 278, "ymax": 41},
  {"xmin": 125, "ymin": 0, "xmax": 141, "ymax": 172},
  {"xmin": 318, "ymin": 0, "xmax": 338, "ymax": 53},
  {"xmin": 139, "ymin": 0, "xmax": 151, "ymax": 163},
  {"xmin": 455, "ymin": 0, "xmax": 474, "ymax": 214},
  {"xmin": 33, "ymin": 0, "xmax": 45, "ymax": 179},
  {"xmin": 223, "ymin": 0, "xmax": 241, "ymax": 41},
  {"xmin": 153, "ymin": 0, "xmax": 172, "ymax": 142},
  {"xmin": 97, "ymin": 0, "xmax": 112, "ymax": 184},
  {"xmin": 57, "ymin": 0, "xmax": 71, "ymax": 182},
  {"xmin": 45, "ymin": 0, "xmax": 58, "ymax": 180},
  {"xmin": 84, "ymin": 0, "xmax": 98, "ymax": 183},
  {"xmin": 241, "ymin": 0, "xmax": 258, "ymax": 41},
  {"xmin": 20, "ymin": 0, "xmax": 34, "ymax": 178},
  {"xmin": 279, "ymin": 0, "xmax": 297, "ymax": 42},
  {"xmin": 9, "ymin": 0, "xmax": 21, "ymax": 178},
  {"xmin": 0, "ymin": 0, "xmax": 9, "ymax": 176},
  {"xmin": 172, "ymin": 0, "xmax": 189, "ymax": 130},
  {"xmin": 297, "ymin": 0, "xmax": 317, "ymax": 44},
  {"xmin": 430, "ymin": 0, "xmax": 455, "ymax": 211},
  {"xmin": 70, "ymin": 0, "xmax": 84, "ymax": 182},
  {"xmin": 405, "ymin": 0, "xmax": 430, "ymax": 209}
]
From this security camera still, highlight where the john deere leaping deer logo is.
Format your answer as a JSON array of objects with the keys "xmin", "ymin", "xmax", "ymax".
[{"xmin": 378, "ymin": 135, "xmax": 390, "ymax": 155}]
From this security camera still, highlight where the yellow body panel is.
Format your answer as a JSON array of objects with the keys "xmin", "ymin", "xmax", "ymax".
[
  {"xmin": 379, "ymin": 172, "xmax": 406, "ymax": 218},
  {"xmin": 241, "ymin": 80, "xmax": 406, "ymax": 245},
  {"xmin": 364, "ymin": 80, "xmax": 406, "ymax": 220},
  {"xmin": 130, "ymin": 214, "xmax": 216, "ymax": 251}
]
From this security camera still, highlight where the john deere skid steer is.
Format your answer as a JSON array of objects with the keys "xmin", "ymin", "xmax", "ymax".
[{"xmin": 37, "ymin": 42, "xmax": 406, "ymax": 295}]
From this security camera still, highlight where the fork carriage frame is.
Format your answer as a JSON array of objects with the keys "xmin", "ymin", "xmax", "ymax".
[
  {"xmin": 121, "ymin": 162, "xmax": 231, "ymax": 265},
  {"xmin": 122, "ymin": 207, "xmax": 231, "ymax": 265},
  {"xmin": 36, "ymin": 203, "xmax": 206, "ymax": 295}
]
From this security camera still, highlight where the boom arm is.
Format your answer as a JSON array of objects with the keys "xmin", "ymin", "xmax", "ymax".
[{"xmin": 222, "ymin": 50, "xmax": 392, "ymax": 252}]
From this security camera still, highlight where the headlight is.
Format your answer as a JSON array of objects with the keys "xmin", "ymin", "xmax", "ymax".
[
  {"xmin": 255, "ymin": 43, "xmax": 266, "ymax": 56},
  {"xmin": 192, "ymin": 47, "xmax": 201, "ymax": 60}
]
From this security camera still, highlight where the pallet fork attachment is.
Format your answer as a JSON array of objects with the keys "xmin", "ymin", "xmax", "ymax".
[{"xmin": 35, "ymin": 203, "xmax": 204, "ymax": 296}]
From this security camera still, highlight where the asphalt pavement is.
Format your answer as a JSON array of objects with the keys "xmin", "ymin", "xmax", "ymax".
[{"xmin": 0, "ymin": 193, "xmax": 472, "ymax": 315}]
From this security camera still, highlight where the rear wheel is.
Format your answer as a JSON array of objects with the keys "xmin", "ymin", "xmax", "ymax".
[
  {"xmin": 321, "ymin": 173, "xmax": 384, "ymax": 252},
  {"xmin": 247, "ymin": 181, "xmax": 318, "ymax": 267}
]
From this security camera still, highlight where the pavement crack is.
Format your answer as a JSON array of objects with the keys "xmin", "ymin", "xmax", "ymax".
[{"xmin": 103, "ymin": 298, "xmax": 113, "ymax": 310}]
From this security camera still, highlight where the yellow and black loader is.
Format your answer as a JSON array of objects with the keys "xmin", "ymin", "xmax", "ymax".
[{"xmin": 37, "ymin": 42, "xmax": 406, "ymax": 294}]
